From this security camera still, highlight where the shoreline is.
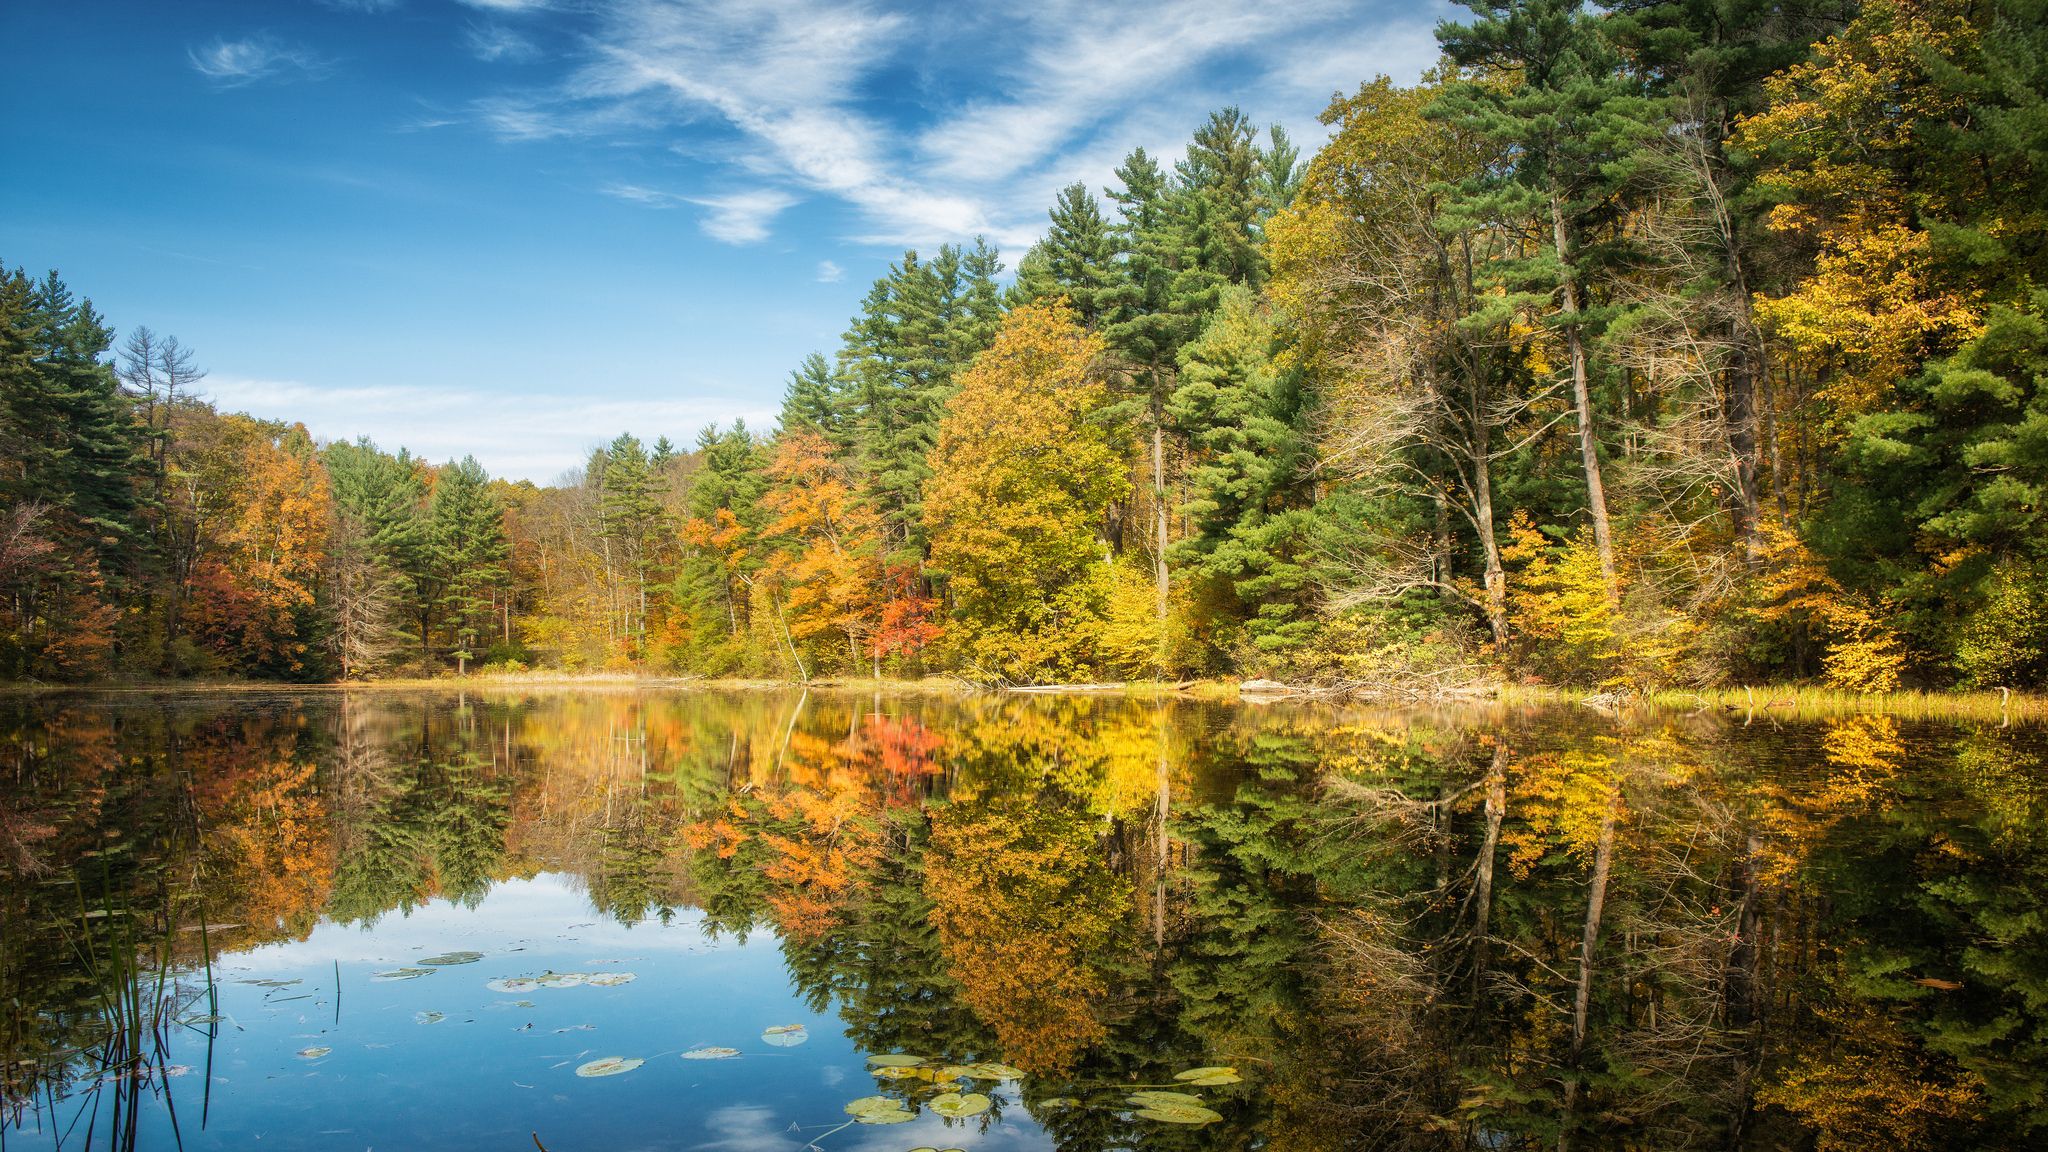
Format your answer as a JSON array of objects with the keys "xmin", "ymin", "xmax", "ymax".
[{"xmin": 2, "ymin": 673, "xmax": 2041, "ymax": 720}]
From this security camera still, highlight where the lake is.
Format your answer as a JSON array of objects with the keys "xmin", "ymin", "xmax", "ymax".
[{"xmin": 1, "ymin": 688, "xmax": 2042, "ymax": 1150}]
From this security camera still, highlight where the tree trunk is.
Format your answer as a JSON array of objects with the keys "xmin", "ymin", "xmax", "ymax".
[
  {"xmin": 1473, "ymin": 745, "xmax": 1507, "ymax": 978},
  {"xmin": 1550, "ymin": 191, "xmax": 1618, "ymax": 601},
  {"xmin": 1151, "ymin": 394, "xmax": 1169, "ymax": 645},
  {"xmin": 1471, "ymin": 377, "xmax": 1508, "ymax": 646},
  {"xmin": 1560, "ymin": 796, "xmax": 1618, "ymax": 1150},
  {"xmin": 1693, "ymin": 128, "xmax": 1768, "ymax": 562},
  {"xmin": 1152, "ymin": 721, "xmax": 1170, "ymax": 948}
]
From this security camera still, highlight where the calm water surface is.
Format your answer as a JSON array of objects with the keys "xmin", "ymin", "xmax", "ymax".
[{"xmin": 2, "ymin": 689, "xmax": 2044, "ymax": 1150}]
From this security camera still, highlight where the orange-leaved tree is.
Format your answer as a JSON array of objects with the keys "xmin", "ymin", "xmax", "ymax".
[{"xmin": 760, "ymin": 429, "xmax": 891, "ymax": 674}]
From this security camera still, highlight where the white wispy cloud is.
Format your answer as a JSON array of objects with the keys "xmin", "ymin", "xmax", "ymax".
[
  {"xmin": 204, "ymin": 376, "xmax": 773, "ymax": 483},
  {"xmin": 915, "ymin": 0, "xmax": 1320, "ymax": 186},
  {"xmin": 466, "ymin": 23, "xmax": 541, "ymax": 63},
  {"xmin": 473, "ymin": 0, "xmax": 1454, "ymax": 254},
  {"xmin": 686, "ymin": 189, "xmax": 798, "ymax": 244},
  {"xmin": 455, "ymin": 0, "xmax": 553, "ymax": 11},
  {"xmin": 189, "ymin": 35, "xmax": 329, "ymax": 86},
  {"xmin": 602, "ymin": 182, "xmax": 679, "ymax": 206},
  {"xmin": 559, "ymin": 0, "xmax": 1011, "ymax": 245},
  {"xmin": 814, "ymin": 260, "xmax": 842, "ymax": 283},
  {"xmin": 604, "ymin": 183, "xmax": 801, "ymax": 245}
]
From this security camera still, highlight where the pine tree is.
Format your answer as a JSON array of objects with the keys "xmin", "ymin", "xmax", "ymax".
[
  {"xmin": 839, "ymin": 241, "xmax": 1006, "ymax": 559},
  {"xmin": 326, "ymin": 438, "xmax": 434, "ymax": 659},
  {"xmin": 778, "ymin": 352, "xmax": 848, "ymax": 446},
  {"xmin": 1014, "ymin": 184, "xmax": 1118, "ymax": 328},
  {"xmin": 1169, "ymin": 287, "xmax": 1321, "ymax": 656},
  {"xmin": 1257, "ymin": 125, "xmax": 1306, "ymax": 220},
  {"xmin": 1434, "ymin": 0, "xmax": 1659, "ymax": 598},
  {"xmin": 0, "ymin": 269, "xmax": 149, "ymax": 579},
  {"xmin": 676, "ymin": 422, "xmax": 769, "ymax": 672},
  {"xmin": 597, "ymin": 432, "xmax": 668, "ymax": 652},
  {"xmin": 1102, "ymin": 147, "xmax": 1192, "ymax": 627},
  {"xmin": 430, "ymin": 456, "xmax": 510, "ymax": 673},
  {"xmin": 0, "ymin": 265, "xmax": 149, "ymax": 677},
  {"xmin": 1605, "ymin": 0, "xmax": 1848, "ymax": 556},
  {"xmin": 1176, "ymin": 106, "xmax": 1267, "ymax": 293}
]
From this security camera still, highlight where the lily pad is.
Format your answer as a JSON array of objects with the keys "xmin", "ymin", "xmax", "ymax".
[
  {"xmin": 584, "ymin": 972, "xmax": 636, "ymax": 987},
  {"xmin": 873, "ymin": 1065, "xmax": 923, "ymax": 1080},
  {"xmin": 680, "ymin": 1046, "xmax": 741, "ymax": 1060},
  {"xmin": 574, "ymin": 1057, "xmax": 644, "ymax": 1078},
  {"xmin": 966, "ymin": 1061, "xmax": 1027, "ymax": 1080},
  {"xmin": 927, "ymin": 1091, "xmax": 991, "ymax": 1119},
  {"xmin": 415, "ymin": 1011, "xmax": 445, "ymax": 1025},
  {"xmin": 761, "ymin": 1024, "xmax": 808, "ymax": 1047},
  {"xmin": 486, "ymin": 978, "xmax": 543, "ymax": 994},
  {"xmin": 295, "ymin": 1047, "xmax": 330, "ymax": 1060},
  {"xmin": 372, "ymin": 967, "xmax": 434, "ymax": 981},
  {"xmin": 1173, "ymin": 1065, "xmax": 1242, "ymax": 1086},
  {"xmin": 536, "ymin": 972, "xmax": 588, "ymax": 988},
  {"xmin": 844, "ymin": 1096, "xmax": 917, "ymax": 1125},
  {"xmin": 418, "ymin": 951, "xmax": 483, "ymax": 966},
  {"xmin": 1036, "ymin": 1097, "xmax": 1079, "ymax": 1110},
  {"xmin": 1135, "ymin": 1102, "xmax": 1224, "ymax": 1125},
  {"xmin": 1130, "ymin": 1090, "xmax": 1206, "ymax": 1107},
  {"xmin": 864, "ymin": 1053, "xmax": 926, "ymax": 1068}
]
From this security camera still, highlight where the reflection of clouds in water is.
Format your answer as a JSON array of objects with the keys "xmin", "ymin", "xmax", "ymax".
[
  {"xmin": 819, "ymin": 1064, "xmax": 844, "ymax": 1087},
  {"xmin": 698, "ymin": 1104, "xmax": 804, "ymax": 1152},
  {"xmin": 222, "ymin": 874, "xmax": 752, "ymax": 973}
]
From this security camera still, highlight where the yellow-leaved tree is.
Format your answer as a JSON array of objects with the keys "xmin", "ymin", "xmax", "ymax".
[
  {"xmin": 1734, "ymin": 0, "xmax": 1984, "ymax": 432},
  {"xmin": 923, "ymin": 302, "xmax": 1129, "ymax": 682}
]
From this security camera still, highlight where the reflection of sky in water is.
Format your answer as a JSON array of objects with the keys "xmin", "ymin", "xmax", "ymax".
[{"xmin": 113, "ymin": 874, "xmax": 1050, "ymax": 1151}]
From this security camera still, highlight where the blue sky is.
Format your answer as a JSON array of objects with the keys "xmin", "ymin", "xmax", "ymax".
[{"xmin": 2, "ymin": 0, "xmax": 1451, "ymax": 482}]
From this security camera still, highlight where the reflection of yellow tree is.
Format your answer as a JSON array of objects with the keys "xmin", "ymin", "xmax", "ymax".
[
  {"xmin": 213, "ymin": 758, "xmax": 335, "ymax": 939},
  {"xmin": 924, "ymin": 797, "xmax": 1132, "ymax": 1074},
  {"xmin": 1757, "ymin": 1000, "xmax": 1982, "ymax": 1151},
  {"xmin": 1501, "ymin": 742, "xmax": 1624, "ymax": 879},
  {"xmin": 1816, "ymin": 715, "xmax": 1904, "ymax": 808},
  {"xmin": 1750, "ymin": 715, "xmax": 1906, "ymax": 883},
  {"xmin": 943, "ymin": 696, "xmax": 1172, "ymax": 821}
]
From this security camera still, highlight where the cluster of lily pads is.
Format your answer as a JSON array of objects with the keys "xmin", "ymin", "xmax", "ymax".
[
  {"xmin": 837, "ymin": 1053, "xmax": 1021, "ymax": 1126},
  {"xmin": 1121, "ymin": 1066, "xmax": 1240, "ymax": 1125},
  {"xmin": 372, "ymin": 952, "xmax": 485, "ymax": 981},
  {"xmin": 677, "ymin": 1023, "xmax": 811, "ymax": 1061},
  {"xmin": 484, "ymin": 971, "xmax": 637, "ymax": 992},
  {"xmin": 575, "ymin": 1024, "xmax": 811, "ymax": 1079},
  {"xmin": 838, "ymin": 1055, "xmax": 1241, "ymax": 1129}
]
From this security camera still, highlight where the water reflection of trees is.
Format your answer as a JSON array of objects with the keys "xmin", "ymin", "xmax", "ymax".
[{"xmin": 3, "ymin": 690, "xmax": 2046, "ymax": 1149}]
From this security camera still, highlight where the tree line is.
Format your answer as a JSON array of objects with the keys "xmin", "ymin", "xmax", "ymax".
[{"xmin": 3, "ymin": 0, "xmax": 2044, "ymax": 689}]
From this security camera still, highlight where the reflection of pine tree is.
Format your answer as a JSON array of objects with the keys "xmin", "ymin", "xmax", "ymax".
[
  {"xmin": 1169, "ymin": 726, "xmax": 1331, "ymax": 1037},
  {"xmin": 328, "ymin": 700, "xmax": 512, "ymax": 916},
  {"xmin": 423, "ymin": 747, "xmax": 510, "ymax": 909},
  {"xmin": 325, "ymin": 696, "xmax": 411, "ymax": 924},
  {"xmin": 589, "ymin": 802, "xmax": 665, "ymax": 924}
]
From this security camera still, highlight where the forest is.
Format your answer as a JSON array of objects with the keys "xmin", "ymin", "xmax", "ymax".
[{"xmin": 3, "ymin": 0, "xmax": 2044, "ymax": 691}]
